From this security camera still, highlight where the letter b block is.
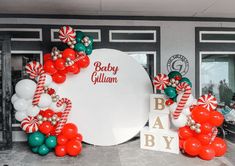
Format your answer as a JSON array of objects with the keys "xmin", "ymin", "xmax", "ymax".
[{"xmin": 150, "ymin": 94, "xmax": 169, "ymax": 114}]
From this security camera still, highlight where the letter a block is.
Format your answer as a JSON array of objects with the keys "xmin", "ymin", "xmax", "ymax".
[
  {"xmin": 150, "ymin": 94, "xmax": 169, "ymax": 114},
  {"xmin": 140, "ymin": 127, "xmax": 179, "ymax": 154},
  {"xmin": 149, "ymin": 112, "xmax": 170, "ymax": 130}
]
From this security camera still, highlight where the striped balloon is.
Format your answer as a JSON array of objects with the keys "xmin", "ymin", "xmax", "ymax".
[
  {"xmin": 173, "ymin": 82, "xmax": 191, "ymax": 119},
  {"xmin": 55, "ymin": 98, "xmax": 72, "ymax": 135},
  {"xmin": 197, "ymin": 94, "xmax": 218, "ymax": 111},
  {"xmin": 59, "ymin": 26, "xmax": 76, "ymax": 43},
  {"xmin": 153, "ymin": 73, "xmax": 170, "ymax": 90},
  {"xmin": 21, "ymin": 117, "xmax": 39, "ymax": 133}
]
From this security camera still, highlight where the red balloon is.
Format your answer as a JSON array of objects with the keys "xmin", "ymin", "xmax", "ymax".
[
  {"xmin": 183, "ymin": 138, "xmax": 202, "ymax": 156},
  {"xmin": 66, "ymin": 139, "xmax": 82, "ymax": 156},
  {"xmin": 58, "ymin": 69, "xmax": 68, "ymax": 75},
  {"xmin": 61, "ymin": 123, "xmax": 78, "ymax": 139},
  {"xmin": 56, "ymin": 112, "xmax": 62, "ymax": 118},
  {"xmin": 74, "ymin": 133, "xmax": 83, "ymax": 142},
  {"xmin": 191, "ymin": 106, "xmax": 210, "ymax": 123},
  {"xmin": 67, "ymin": 64, "xmax": 80, "ymax": 74},
  {"xmin": 199, "ymin": 146, "xmax": 215, "ymax": 160},
  {"xmin": 208, "ymin": 111, "xmax": 224, "ymax": 127},
  {"xmin": 211, "ymin": 137, "xmax": 227, "ymax": 157},
  {"xmin": 200, "ymin": 123, "xmax": 213, "ymax": 134},
  {"xmin": 63, "ymin": 48, "xmax": 76, "ymax": 60},
  {"xmin": 77, "ymin": 56, "xmax": 90, "ymax": 68},
  {"xmin": 52, "ymin": 73, "xmax": 66, "ymax": 84},
  {"xmin": 54, "ymin": 59, "xmax": 66, "ymax": 70},
  {"xmin": 178, "ymin": 126, "xmax": 194, "ymax": 140},
  {"xmin": 43, "ymin": 60, "xmax": 57, "ymax": 75},
  {"xmin": 43, "ymin": 53, "xmax": 51, "ymax": 62},
  {"xmin": 57, "ymin": 135, "xmax": 68, "ymax": 145},
  {"xmin": 43, "ymin": 109, "xmax": 54, "ymax": 118},
  {"xmin": 196, "ymin": 133, "xmax": 211, "ymax": 146},
  {"xmin": 39, "ymin": 121, "xmax": 53, "ymax": 135},
  {"xmin": 179, "ymin": 139, "xmax": 185, "ymax": 149},
  {"xmin": 55, "ymin": 145, "xmax": 67, "ymax": 157}
]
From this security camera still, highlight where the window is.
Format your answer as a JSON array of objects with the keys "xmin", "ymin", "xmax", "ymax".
[
  {"xmin": 201, "ymin": 53, "xmax": 235, "ymax": 106},
  {"xmin": 196, "ymin": 27, "xmax": 235, "ymax": 108}
]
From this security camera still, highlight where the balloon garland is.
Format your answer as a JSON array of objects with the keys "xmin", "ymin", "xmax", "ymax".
[
  {"xmin": 153, "ymin": 71, "xmax": 227, "ymax": 160},
  {"xmin": 11, "ymin": 26, "xmax": 93, "ymax": 157}
]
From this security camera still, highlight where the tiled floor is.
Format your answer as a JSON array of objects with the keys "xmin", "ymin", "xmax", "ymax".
[{"xmin": 0, "ymin": 138, "xmax": 234, "ymax": 166}]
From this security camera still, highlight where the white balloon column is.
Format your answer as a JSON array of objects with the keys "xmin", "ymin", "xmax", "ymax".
[{"xmin": 12, "ymin": 74, "xmax": 63, "ymax": 122}]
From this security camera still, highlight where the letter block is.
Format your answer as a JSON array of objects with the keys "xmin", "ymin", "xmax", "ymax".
[
  {"xmin": 149, "ymin": 112, "xmax": 170, "ymax": 130},
  {"xmin": 140, "ymin": 127, "xmax": 179, "ymax": 154},
  {"xmin": 150, "ymin": 94, "xmax": 169, "ymax": 114}
]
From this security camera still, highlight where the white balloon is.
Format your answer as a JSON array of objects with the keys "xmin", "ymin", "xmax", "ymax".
[
  {"xmin": 48, "ymin": 82, "xmax": 58, "ymax": 91},
  {"xmin": 26, "ymin": 105, "xmax": 40, "ymax": 117},
  {"xmin": 171, "ymin": 113, "xmax": 187, "ymax": 128},
  {"xmin": 177, "ymin": 93, "xmax": 195, "ymax": 108},
  {"xmin": 36, "ymin": 74, "xmax": 52, "ymax": 86},
  {"xmin": 15, "ymin": 79, "xmax": 36, "ymax": 100},
  {"xmin": 38, "ymin": 94, "xmax": 52, "ymax": 108},
  {"xmin": 11, "ymin": 94, "xmax": 19, "ymax": 104},
  {"xmin": 15, "ymin": 111, "xmax": 27, "ymax": 122},
  {"xmin": 169, "ymin": 103, "xmax": 177, "ymax": 113},
  {"xmin": 49, "ymin": 102, "xmax": 65, "ymax": 112},
  {"xmin": 13, "ymin": 98, "xmax": 28, "ymax": 111},
  {"xmin": 182, "ymin": 107, "xmax": 191, "ymax": 116}
]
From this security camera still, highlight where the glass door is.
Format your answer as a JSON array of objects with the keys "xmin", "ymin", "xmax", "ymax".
[{"xmin": 0, "ymin": 35, "xmax": 12, "ymax": 150}]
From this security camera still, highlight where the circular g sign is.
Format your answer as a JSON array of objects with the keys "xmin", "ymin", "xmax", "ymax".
[{"xmin": 167, "ymin": 54, "xmax": 189, "ymax": 76}]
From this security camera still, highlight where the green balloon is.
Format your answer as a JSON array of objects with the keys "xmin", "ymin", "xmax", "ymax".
[
  {"xmin": 168, "ymin": 71, "xmax": 182, "ymax": 79},
  {"xmin": 76, "ymin": 31, "xmax": 85, "ymax": 42},
  {"xmin": 31, "ymin": 146, "xmax": 39, "ymax": 153},
  {"xmin": 38, "ymin": 144, "xmax": 50, "ymax": 156},
  {"xmin": 85, "ymin": 46, "xmax": 93, "ymax": 55},
  {"xmin": 45, "ymin": 136, "xmax": 57, "ymax": 149},
  {"xmin": 28, "ymin": 131, "xmax": 45, "ymax": 147},
  {"xmin": 74, "ymin": 43, "xmax": 86, "ymax": 52},
  {"xmin": 164, "ymin": 87, "xmax": 177, "ymax": 98},
  {"xmin": 180, "ymin": 77, "xmax": 192, "ymax": 87}
]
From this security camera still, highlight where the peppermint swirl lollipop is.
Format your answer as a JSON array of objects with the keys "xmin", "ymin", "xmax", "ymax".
[
  {"xmin": 21, "ymin": 117, "xmax": 39, "ymax": 133},
  {"xmin": 153, "ymin": 73, "xmax": 170, "ymax": 90},
  {"xmin": 59, "ymin": 26, "xmax": 76, "ymax": 43},
  {"xmin": 197, "ymin": 94, "xmax": 218, "ymax": 111}
]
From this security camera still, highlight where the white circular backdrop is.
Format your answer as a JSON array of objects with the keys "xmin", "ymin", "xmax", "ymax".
[{"xmin": 58, "ymin": 49, "xmax": 153, "ymax": 146}]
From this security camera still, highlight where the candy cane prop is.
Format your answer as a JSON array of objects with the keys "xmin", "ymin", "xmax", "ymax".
[
  {"xmin": 55, "ymin": 98, "xmax": 72, "ymax": 135},
  {"xmin": 210, "ymin": 127, "xmax": 218, "ymax": 144},
  {"xmin": 173, "ymin": 82, "xmax": 191, "ymax": 119},
  {"xmin": 153, "ymin": 73, "xmax": 170, "ymax": 90},
  {"xmin": 25, "ymin": 61, "xmax": 46, "ymax": 106},
  {"xmin": 197, "ymin": 94, "xmax": 218, "ymax": 111}
]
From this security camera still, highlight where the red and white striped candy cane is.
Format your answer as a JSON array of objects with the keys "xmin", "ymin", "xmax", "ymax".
[
  {"xmin": 55, "ymin": 98, "xmax": 72, "ymax": 135},
  {"xmin": 209, "ymin": 127, "xmax": 218, "ymax": 144},
  {"xmin": 173, "ymin": 82, "xmax": 191, "ymax": 119},
  {"xmin": 153, "ymin": 73, "xmax": 170, "ymax": 90},
  {"xmin": 25, "ymin": 61, "xmax": 46, "ymax": 106}
]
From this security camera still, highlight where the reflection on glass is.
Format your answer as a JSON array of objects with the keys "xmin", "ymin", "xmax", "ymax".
[
  {"xmin": 201, "ymin": 54, "xmax": 235, "ymax": 107},
  {"xmin": 11, "ymin": 54, "xmax": 40, "ymax": 126},
  {"xmin": 127, "ymin": 53, "xmax": 154, "ymax": 80}
]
